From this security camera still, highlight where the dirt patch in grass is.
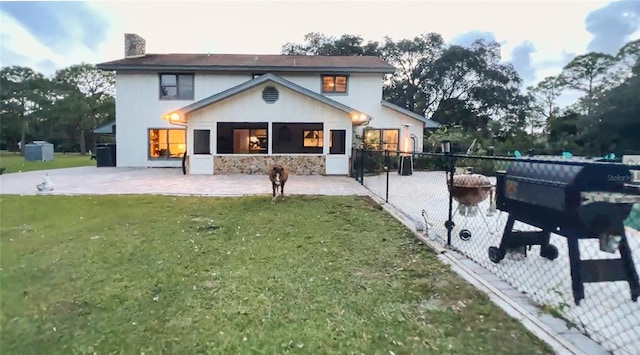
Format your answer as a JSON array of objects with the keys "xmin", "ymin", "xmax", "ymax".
[{"xmin": 0, "ymin": 194, "xmax": 554, "ymax": 354}]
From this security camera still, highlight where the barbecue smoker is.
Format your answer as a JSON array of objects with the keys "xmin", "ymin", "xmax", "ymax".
[{"xmin": 490, "ymin": 157, "xmax": 640, "ymax": 305}]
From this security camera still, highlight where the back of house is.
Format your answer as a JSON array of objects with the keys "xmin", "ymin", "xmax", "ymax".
[{"xmin": 96, "ymin": 33, "xmax": 439, "ymax": 175}]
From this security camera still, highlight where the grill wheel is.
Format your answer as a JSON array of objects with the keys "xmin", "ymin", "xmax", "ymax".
[
  {"xmin": 488, "ymin": 246, "xmax": 505, "ymax": 263},
  {"xmin": 459, "ymin": 229, "xmax": 472, "ymax": 241},
  {"xmin": 540, "ymin": 244, "xmax": 559, "ymax": 260}
]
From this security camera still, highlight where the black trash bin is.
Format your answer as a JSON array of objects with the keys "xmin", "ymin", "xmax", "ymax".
[
  {"xmin": 95, "ymin": 143, "xmax": 116, "ymax": 167},
  {"xmin": 107, "ymin": 143, "xmax": 116, "ymax": 166}
]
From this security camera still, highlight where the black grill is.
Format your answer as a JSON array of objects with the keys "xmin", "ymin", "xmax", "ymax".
[{"xmin": 490, "ymin": 156, "xmax": 640, "ymax": 305}]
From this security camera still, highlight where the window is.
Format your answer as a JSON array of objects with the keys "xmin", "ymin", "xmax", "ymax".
[
  {"xmin": 330, "ymin": 130, "xmax": 346, "ymax": 155},
  {"xmin": 272, "ymin": 123, "xmax": 323, "ymax": 154},
  {"xmin": 149, "ymin": 128, "xmax": 186, "ymax": 158},
  {"xmin": 159, "ymin": 73, "xmax": 194, "ymax": 100},
  {"xmin": 193, "ymin": 129, "xmax": 211, "ymax": 154},
  {"xmin": 321, "ymin": 75, "xmax": 347, "ymax": 93},
  {"xmin": 303, "ymin": 130, "xmax": 323, "ymax": 147},
  {"xmin": 217, "ymin": 122, "xmax": 268, "ymax": 154},
  {"xmin": 364, "ymin": 129, "xmax": 399, "ymax": 151}
]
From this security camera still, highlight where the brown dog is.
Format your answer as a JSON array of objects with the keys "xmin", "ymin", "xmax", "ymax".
[{"xmin": 269, "ymin": 162, "xmax": 289, "ymax": 203}]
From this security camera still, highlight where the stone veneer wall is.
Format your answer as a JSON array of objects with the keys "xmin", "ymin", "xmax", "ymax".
[{"xmin": 213, "ymin": 155, "xmax": 325, "ymax": 175}]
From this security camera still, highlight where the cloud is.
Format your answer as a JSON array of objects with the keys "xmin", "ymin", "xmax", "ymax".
[
  {"xmin": 535, "ymin": 50, "xmax": 576, "ymax": 70},
  {"xmin": 0, "ymin": 1, "xmax": 110, "ymax": 54},
  {"xmin": 449, "ymin": 31, "xmax": 497, "ymax": 47},
  {"xmin": 509, "ymin": 41, "xmax": 537, "ymax": 83},
  {"xmin": 585, "ymin": 0, "xmax": 640, "ymax": 54},
  {"xmin": 0, "ymin": 34, "xmax": 28, "ymax": 65}
]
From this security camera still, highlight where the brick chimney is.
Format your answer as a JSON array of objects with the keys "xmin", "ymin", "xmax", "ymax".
[{"xmin": 124, "ymin": 33, "xmax": 146, "ymax": 58}]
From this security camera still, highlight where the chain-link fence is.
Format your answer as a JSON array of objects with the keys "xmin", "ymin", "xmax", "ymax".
[{"xmin": 353, "ymin": 148, "xmax": 640, "ymax": 354}]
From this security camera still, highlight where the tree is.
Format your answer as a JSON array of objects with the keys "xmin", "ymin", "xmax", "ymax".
[
  {"xmin": 0, "ymin": 66, "xmax": 49, "ymax": 154},
  {"xmin": 614, "ymin": 39, "xmax": 639, "ymax": 76},
  {"xmin": 380, "ymin": 33, "xmax": 447, "ymax": 117},
  {"xmin": 558, "ymin": 52, "xmax": 616, "ymax": 116},
  {"xmin": 527, "ymin": 75, "xmax": 564, "ymax": 134},
  {"xmin": 52, "ymin": 63, "xmax": 115, "ymax": 154},
  {"xmin": 281, "ymin": 32, "xmax": 381, "ymax": 56},
  {"xmin": 581, "ymin": 61, "xmax": 640, "ymax": 155}
]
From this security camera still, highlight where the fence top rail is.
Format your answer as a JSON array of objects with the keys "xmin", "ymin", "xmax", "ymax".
[{"xmin": 355, "ymin": 149, "xmax": 640, "ymax": 169}]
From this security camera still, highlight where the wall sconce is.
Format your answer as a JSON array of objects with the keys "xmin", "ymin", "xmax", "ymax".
[
  {"xmin": 161, "ymin": 111, "xmax": 186, "ymax": 125},
  {"xmin": 350, "ymin": 112, "xmax": 370, "ymax": 125},
  {"xmin": 441, "ymin": 140, "xmax": 451, "ymax": 154}
]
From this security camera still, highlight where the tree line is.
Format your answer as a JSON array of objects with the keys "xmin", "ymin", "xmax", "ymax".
[
  {"xmin": 1, "ymin": 64, "xmax": 115, "ymax": 154},
  {"xmin": 1, "ymin": 33, "xmax": 638, "ymax": 156}
]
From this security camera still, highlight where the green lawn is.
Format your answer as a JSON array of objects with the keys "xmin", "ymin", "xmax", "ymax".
[
  {"xmin": 0, "ymin": 195, "xmax": 553, "ymax": 354},
  {"xmin": 0, "ymin": 151, "xmax": 95, "ymax": 174}
]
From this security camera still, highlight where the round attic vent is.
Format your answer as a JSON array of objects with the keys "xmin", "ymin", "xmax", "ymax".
[{"xmin": 262, "ymin": 86, "xmax": 279, "ymax": 104}]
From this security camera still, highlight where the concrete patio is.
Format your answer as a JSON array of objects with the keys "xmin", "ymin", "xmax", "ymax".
[{"xmin": 0, "ymin": 166, "xmax": 369, "ymax": 197}]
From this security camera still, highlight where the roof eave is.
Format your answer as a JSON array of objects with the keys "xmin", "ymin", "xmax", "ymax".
[
  {"xmin": 380, "ymin": 100, "xmax": 441, "ymax": 128},
  {"xmin": 95, "ymin": 64, "xmax": 396, "ymax": 74}
]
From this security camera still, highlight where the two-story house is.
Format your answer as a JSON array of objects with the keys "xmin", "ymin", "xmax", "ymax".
[{"xmin": 96, "ymin": 33, "xmax": 439, "ymax": 175}]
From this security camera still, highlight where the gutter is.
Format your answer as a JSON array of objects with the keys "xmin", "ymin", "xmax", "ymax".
[{"xmin": 95, "ymin": 64, "xmax": 396, "ymax": 74}]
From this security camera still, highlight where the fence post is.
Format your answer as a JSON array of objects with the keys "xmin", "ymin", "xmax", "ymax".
[
  {"xmin": 444, "ymin": 153, "xmax": 455, "ymax": 246},
  {"xmin": 385, "ymin": 149, "xmax": 389, "ymax": 203},
  {"xmin": 359, "ymin": 149, "xmax": 364, "ymax": 185}
]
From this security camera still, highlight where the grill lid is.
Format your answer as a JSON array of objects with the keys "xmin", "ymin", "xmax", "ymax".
[{"xmin": 451, "ymin": 173, "xmax": 493, "ymax": 188}]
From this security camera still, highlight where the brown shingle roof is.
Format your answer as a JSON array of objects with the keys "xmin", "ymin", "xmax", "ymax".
[{"xmin": 96, "ymin": 54, "xmax": 396, "ymax": 73}]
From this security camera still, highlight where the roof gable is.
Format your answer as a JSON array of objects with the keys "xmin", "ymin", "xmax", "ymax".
[
  {"xmin": 175, "ymin": 73, "xmax": 370, "ymax": 119},
  {"xmin": 96, "ymin": 54, "xmax": 396, "ymax": 74}
]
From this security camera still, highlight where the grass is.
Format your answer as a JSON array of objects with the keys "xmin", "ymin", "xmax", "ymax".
[
  {"xmin": 0, "ymin": 151, "xmax": 94, "ymax": 174},
  {"xmin": 0, "ymin": 194, "xmax": 553, "ymax": 354}
]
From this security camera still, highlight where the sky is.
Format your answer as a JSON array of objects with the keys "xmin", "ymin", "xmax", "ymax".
[{"xmin": 1, "ymin": 0, "xmax": 639, "ymax": 108}]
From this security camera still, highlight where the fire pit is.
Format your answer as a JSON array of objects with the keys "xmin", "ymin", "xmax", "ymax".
[
  {"xmin": 490, "ymin": 156, "xmax": 640, "ymax": 305},
  {"xmin": 445, "ymin": 169, "xmax": 497, "ymax": 241}
]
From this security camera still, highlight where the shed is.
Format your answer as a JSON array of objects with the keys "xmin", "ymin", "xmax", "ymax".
[
  {"xmin": 92, "ymin": 121, "xmax": 116, "ymax": 135},
  {"xmin": 24, "ymin": 141, "xmax": 54, "ymax": 162}
]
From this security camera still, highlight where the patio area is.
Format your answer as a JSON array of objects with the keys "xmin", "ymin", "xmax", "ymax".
[{"xmin": 0, "ymin": 166, "xmax": 369, "ymax": 197}]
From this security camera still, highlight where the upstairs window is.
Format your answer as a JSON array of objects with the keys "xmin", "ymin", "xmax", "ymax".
[
  {"xmin": 321, "ymin": 75, "xmax": 347, "ymax": 93},
  {"xmin": 159, "ymin": 73, "xmax": 194, "ymax": 100}
]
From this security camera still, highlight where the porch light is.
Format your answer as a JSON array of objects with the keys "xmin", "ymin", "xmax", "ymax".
[
  {"xmin": 350, "ymin": 112, "xmax": 369, "ymax": 125},
  {"xmin": 161, "ymin": 111, "xmax": 186, "ymax": 125}
]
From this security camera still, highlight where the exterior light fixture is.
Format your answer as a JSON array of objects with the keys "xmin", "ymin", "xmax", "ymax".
[
  {"xmin": 350, "ymin": 112, "xmax": 370, "ymax": 125},
  {"xmin": 161, "ymin": 111, "xmax": 186, "ymax": 126}
]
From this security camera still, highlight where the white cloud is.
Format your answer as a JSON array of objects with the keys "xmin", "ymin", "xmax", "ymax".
[{"xmin": 0, "ymin": 9, "xmax": 105, "ymax": 76}]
